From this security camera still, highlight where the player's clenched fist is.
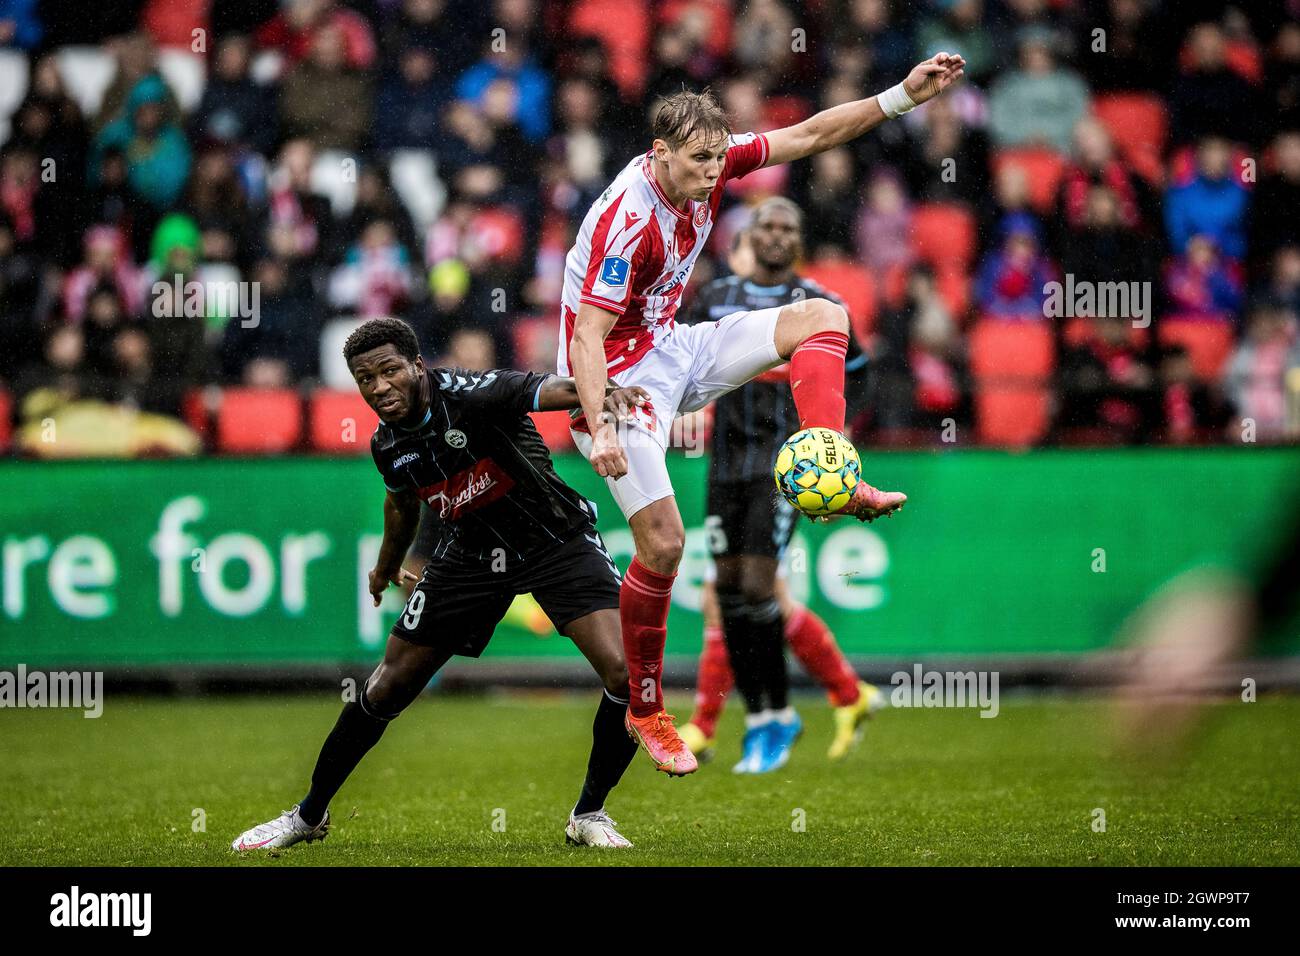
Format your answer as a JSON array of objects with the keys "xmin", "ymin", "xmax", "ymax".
[
  {"xmin": 903, "ymin": 51, "xmax": 966, "ymax": 105},
  {"xmin": 589, "ymin": 421, "xmax": 628, "ymax": 479},
  {"xmin": 368, "ymin": 566, "xmax": 419, "ymax": 607}
]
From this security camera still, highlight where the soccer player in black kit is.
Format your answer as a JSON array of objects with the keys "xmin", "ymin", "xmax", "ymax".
[
  {"xmin": 233, "ymin": 317, "xmax": 652, "ymax": 850},
  {"xmin": 680, "ymin": 197, "xmax": 877, "ymax": 773}
]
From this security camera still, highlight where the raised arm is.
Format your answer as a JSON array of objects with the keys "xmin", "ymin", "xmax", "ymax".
[
  {"xmin": 570, "ymin": 302, "xmax": 632, "ymax": 478},
  {"xmin": 763, "ymin": 52, "xmax": 966, "ymax": 167}
]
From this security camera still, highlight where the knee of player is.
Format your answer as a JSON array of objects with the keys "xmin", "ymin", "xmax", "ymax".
[
  {"xmin": 362, "ymin": 672, "xmax": 409, "ymax": 719},
  {"xmin": 638, "ymin": 524, "xmax": 685, "ymax": 569},
  {"xmin": 809, "ymin": 298, "xmax": 849, "ymax": 336},
  {"xmin": 603, "ymin": 663, "xmax": 630, "ymax": 696}
]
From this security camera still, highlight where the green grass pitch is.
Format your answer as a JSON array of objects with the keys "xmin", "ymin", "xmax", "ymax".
[{"xmin": 2, "ymin": 692, "xmax": 1296, "ymax": 866}]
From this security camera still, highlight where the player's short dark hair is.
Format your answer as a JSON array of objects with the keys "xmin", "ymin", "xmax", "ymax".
[
  {"xmin": 652, "ymin": 88, "xmax": 731, "ymax": 151},
  {"xmin": 751, "ymin": 196, "xmax": 804, "ymax": 234},
  {"xmin": 343, "ymin": 316, "xmax": 421, "ymax": 364}
]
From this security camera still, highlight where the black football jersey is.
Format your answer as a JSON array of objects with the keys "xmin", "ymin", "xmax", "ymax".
[
  {"xmin": 370, "ymin": 367, "xmax": 599, "ymax": 565},
  {"xmin": 683, "ymin": 274, "xmax": 868, "ymax": 482}
]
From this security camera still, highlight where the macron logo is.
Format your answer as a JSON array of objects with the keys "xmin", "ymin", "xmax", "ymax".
[
  {"xmin": 50, "ymin": 886, "xmax": 151, "ymax": 936},
  {"xmin": 624, "ymin": 211, "xmax": 640, "ymax": 230}
]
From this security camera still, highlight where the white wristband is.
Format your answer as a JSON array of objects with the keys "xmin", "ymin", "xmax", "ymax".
[{"xmin": 877, "ymin": 82, "xmax": 918, "ymax": 119}]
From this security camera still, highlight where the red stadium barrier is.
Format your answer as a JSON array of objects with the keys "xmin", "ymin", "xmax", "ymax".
[
  {"xmin": 801, "ymin": 259, "xmax": 877, "ymax": 340},
  {"xmin": 969, "ymin": 319, "xmax": 1055, "ymax": 380},
  {"xmin": 991, "ymin": 147, "xmax": 1068, "ymax": 213},
  {"xmin": 1158, "ymin": 317, "xmax": 1237, "ymax": 380},
  {"xmin": 1092, "ymin": 93, "xmax": 1169, "ymax": 183},
  {"xmin": 975, "ymin": 385, "xmax": 1052, "ymax": 447},
  {"xmin": 309, "ymin": 389, "xmax": 380, "ymax": 453},
  {"xmin": 0, "ymin": 389, "xmax": 10, "ymax": 452},
  {"xmin": 910, "ymin": 202, "xmax": 977, "ymax": 270},
  {"xmin": 216, "ymin": 389, "xmax": 303, "ymax": 454},
  {"xmin": 529, "ymin": 410, "xmax": 574, "ymax": 451}
]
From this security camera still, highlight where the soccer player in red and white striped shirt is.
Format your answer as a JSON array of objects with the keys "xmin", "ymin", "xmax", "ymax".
[{"xmin": 559, "ymin": 53, "xmax": 966, "ymax": 774}]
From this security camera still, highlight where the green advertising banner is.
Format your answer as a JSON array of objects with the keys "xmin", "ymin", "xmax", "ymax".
[{"xmin": 1, "ymin": 448, "xmax": 1297, "ymax": 667}]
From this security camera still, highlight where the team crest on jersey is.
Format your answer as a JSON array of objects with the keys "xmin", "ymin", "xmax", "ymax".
[
  {"xmin": 599, "ymin": 256, "xmax": 630, "ymax": 287},
  {"xmin": 694, "ymin": 203, "xmax": 708, "ymax": 227},
  {"xmin": 444, "ymin": 428, "xmax": 467, "ymax": 448}
]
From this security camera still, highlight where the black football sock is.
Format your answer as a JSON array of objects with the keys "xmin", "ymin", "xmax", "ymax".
[
  {"xmin": 298, "ymin": 689, "xmax": 394, "ymax": 827},
  {"xmin": 751, "ymin": 597, "xmax": 789, "ymax": 711},
  {"xmin": 718, "ymin": 589, "xmax": 766, "ymax": 714},
  {"xmin": 574, "ymin": 689, "xmax": 638, "ymax": 816}
]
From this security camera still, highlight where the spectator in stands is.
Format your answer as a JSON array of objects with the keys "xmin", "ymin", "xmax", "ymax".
[
  {"xmin": 987, "ymin": 27, "xmax": 1089, "ymax": 152},
  {"xmin": 332, "ymin": 165, "xmax": 419, "ymax": 266},
  {"xmin": 856, "ymin": 168, "xmax": 915, "ymax": 276},
  {"xmin": 1059, "ymin": 117, "xmax": 1147, "ymax": 233},
  {"xmin": 183, "ymin": 148, "xmax": 253, "ymax": 272},
  {"xmin": 1158, "ymin": 343, "xmax": 1229, "ymax": 444},
  {"xmin": 916, "ymin": 0, "xmax": 996, "ymax": 84},
  {"xmin": 442, "ymin": 326, "xmax": 497, "ymax": 372},
  {"xmin": 144, "ymin": 215, "xmax": 210, "ymax": 414},
  {"xmin": 374, "ymin": 43, "xmax": 446, "ymax": 152},
  {"xmin": 1261, "ymin": 245, "xmax": 1300, "ymax": 315},
  {"xmin": 81, "ymin": 146, "xmax": 146, "ymax": 260},
  {"xmin": 975, "ymin": 212, "xmax": 1055, "ymax": 320},
  {"xmin": 1165, "ymin": 136, "xmax": 1249, "ymax": 260},
  {"xmin": 380, "ymin": 0, "xmax": 481, "ymax": 82},
  {"xmin": 0, "ymin": 210, "xmax": 42, "ymax": 380},
  {"xmin": 91, "ymin": 74, "xmax": 193, "ymax": 210},
  {"xmin": 732, "ymin": 0, "xmax": 799, "ymax": 89},
  {"xmin": 0, "ymin": 146, "xmax": 57, "ymax": 258},
  {"xmin": 1165, "ymin": 234, "xmax": 1243, "ymax": 321},
  {"xmin": 0, "ymin": 0, "xmax": 44, "ymax": 48},
  {"xmin": 1266, "ymin": 22, "xmax": 1300, "ymax": 130},
  {"xmin": 901, "ymin": 90, "xmax": 990, "ymax": 206},
  {"xmin": 798, "ymin": 147, "xmax": 859, "ymax": 257},
  {"xmin": 455, "ymin": 23, "xmax": 550, "ymax": 142},
  {"xmin": 1055, "ymin": 313, "xmax": 1158, "ymax": 444},
  {"xmin": 14, "ymin": 325, "xmax": 99, "ymax": 410},
  {"xmin": 255, "ymin": 0, "xmax": 376, "ymax": 71},
  {"xmin": 219, "ymin": 257, "xmax": 319, "ymax": 384},
  {"xmin": 260, "ymin": 138, "xmax": 333, "ymax": 274},
  {"xmin": 1078, "ymin": 0, "xmax": 1163, "ymax": 93},
  {"xmin": 871, "ymin": 267, "xmax": 973, "ymax": 435},
  {"xmin": 94, "ymin": 32, "xmax": 180, "ymax": 134},
  {"xmin": 1168, "ymin": 22, "xmax": 1261, "ymax": 146},
  {"xmin": 279, "ymin": 22, "xmax": 372, "ymax": 152},
  {"xmin": 1060, "ymin": 184, "xmax": 1156, "ymax": 291},
  {"xmin": 328, "ymin": 220, "xmax": 417, "ymax": 320},
  {"xmin": 1249, "ymin": 130, "xmax": 1300, "ymax": 273},
  {"xmin": 62, "ymin": 225, "xmax": 144, "ymax": 324},
  {"xmin": 848, "ymin": 0, "xmax": 914, "ymax": 81},
  {"xmin": 191, "ymin": 33, "xmax": 279, "ymax": 157},
  {"xmin": 1224, "ymin": 300, "xmax": 1300, "ymax": 441}
]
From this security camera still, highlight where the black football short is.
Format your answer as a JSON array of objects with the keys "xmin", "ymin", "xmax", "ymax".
[
  {"xmin": 706, "ymin": 477, "xmax": 800, "ymax": 560},
  {"xmin": 391, "ymin": 528, "xmax": 622, "ymax": 657}
]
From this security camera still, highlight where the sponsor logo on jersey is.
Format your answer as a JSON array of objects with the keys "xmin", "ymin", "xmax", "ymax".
[
  {"xmin": 393, "ymin": 451, "xmax": 420, "ymax": 468},
  {"xmin": 417, "ymin": 459, "xmax": 515, "ymax": 519},
  {"xmin": 444, "ymin": 429, "xmax": 467, "ymax": 448},
  {"xmin": 599, "ymin": 256, "xmax": 630, "ymax": 287}
]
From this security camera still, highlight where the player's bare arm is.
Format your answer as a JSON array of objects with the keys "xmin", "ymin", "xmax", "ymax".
[
  {"xmin": 535, "ymin": 373, "xmax": 650, "ymax": 420},
  {"xmin": 369, "ymin": 487, "xmax": 421, "ymax": 606},
  {"xmin": 763, "ymin": 52, "xmax": 967, "ymax": 167},
  {"xmin": 570, "ymin": 302, "xmax": 627, "ymax": 479}
]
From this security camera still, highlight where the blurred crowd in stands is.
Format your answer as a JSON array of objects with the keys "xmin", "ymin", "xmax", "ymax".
[{"xmin": 1, "ymin": 0, "xmax": 1298, "ymax": 456}]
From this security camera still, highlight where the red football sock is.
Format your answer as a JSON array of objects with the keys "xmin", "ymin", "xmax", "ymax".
[
  {"xmin": 789, "ymin": 330, "xmax": 848, "ymax": 431},
  {"xmin": 621, "ymin": 556, "xmax": 677, "ymax": 718},
  {"xmin": 785, "ymin": 606, "xmax": 860, "ymax": 707},
  {"xmin": 690, "ymin": 624, "xmax": 733, "ymax": 739}
]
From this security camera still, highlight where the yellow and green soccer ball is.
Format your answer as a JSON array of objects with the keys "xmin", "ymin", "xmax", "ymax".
[{"xmin": 773, "ymin": 427, "xmax": 861, "ymax": 517}]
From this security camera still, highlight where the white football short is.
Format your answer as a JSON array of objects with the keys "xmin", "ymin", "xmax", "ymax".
[{"xmin": 572, "ymin": 306, "xmax": 784, "ymax": 519}]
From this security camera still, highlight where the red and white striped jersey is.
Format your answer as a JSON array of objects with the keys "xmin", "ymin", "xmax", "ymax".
[{"xmin": 556, "ymin": 132, "xmax": 771, "ymax": 376}]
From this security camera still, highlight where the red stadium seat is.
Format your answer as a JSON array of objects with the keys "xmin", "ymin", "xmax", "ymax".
[
  {"xmin": 181, "ymin": 389, "xmax": 210, "ymax": 441},
  {"xmin": 969, "ymin": 319, "xmax": 1055, "ymax": 381},
  {"xmin": 800, "ymin": 259, "xmax": 877, "ymax": 340},
  {"xmin": 936, "ymin": 267, "xmax": 971, "ymax": 318},
  {"xmin": 216, "ymin": 389, "xmax": 303, "ymax": 454},
  {"xmin": 1062, "ymin": 315, "xmax": 1150, "ymax": 349},
  {"xmin": 0, "ymin": 389, "xmax": 10, "ymax": 452},
  {"xmin": 763, "ymin": 94, "xmax": 812, "ymax": 129},
  {"xmin": 1158, "ymin": 317, "xmax": 1237, "ymax": 380},
  {"xmin": 975, "ymin": 385, "xmax": 1052, "ymax": 447},
  {"xmin": 910, "ymin": 202, "xmax": 976, "ymax": 270},
  {"xmin": 991, "ymin": 148, "xmax": 1068, "ymax": 213},
  {"xmin": 529, "ymin": 410, "xmax": 574, "ymax": 451},
  {"xmin": 1092, "ymin": 93, "xmax": 1169, "ymax": 183},
  {"xmin": 310, "ymin": 389, "xmax": 379, "ymax": 453}
]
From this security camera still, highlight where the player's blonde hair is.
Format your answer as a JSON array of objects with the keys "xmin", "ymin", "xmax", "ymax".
[{"xmin": 651, "ymin": 88, "xmax": 732, "ymax": 151}]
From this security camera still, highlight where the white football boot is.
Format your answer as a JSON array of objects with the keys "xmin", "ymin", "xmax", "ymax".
[
  {"xmin": 565, "ymin": 809, "xmax": 633, "ymax": 848},
  {"xmin": 231, "ymin": 805, "xmax": 330, "ymax": 851}
]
